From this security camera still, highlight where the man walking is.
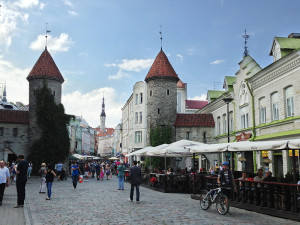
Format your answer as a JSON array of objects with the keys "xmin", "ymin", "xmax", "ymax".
[
  {"xmin": 129, "ymin": 161, "xmax": 141, "ymax": 203},
  {"xmin": 15, "ymin": 154, "xmax": 29, "ymax": 208},
  {"xmin": 0, "ymin": 160, "xmax": 10, "ymax": 206}
]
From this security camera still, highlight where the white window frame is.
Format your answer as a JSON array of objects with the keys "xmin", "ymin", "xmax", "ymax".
[
  {"xmin": 135, "ymin": 131, "xmax": 142, "ymax": 143},
  {"xmin": 259, "ymin": 97, "xmax": 266, "ymax": 124},
  {"xmin": 271, "ymin": 92, "xmax": 279, "ymax": 121},
  {"xmin": 285, "ymin": 86, "xmax": 294, "ymax": 117},
  {"xmin": 139, "ymin": 112, "xmax": 142, "ymax": 124},
  {"xmin": 135, "ymin": 112, "xmax": 138, "ymax": 124}
]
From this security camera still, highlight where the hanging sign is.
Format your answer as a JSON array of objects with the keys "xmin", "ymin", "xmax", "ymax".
[{"xmin": 236, "ymin": 132, "xmax": 252, "ymax": 142}]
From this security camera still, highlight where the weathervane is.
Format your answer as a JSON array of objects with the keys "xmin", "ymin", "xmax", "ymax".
[
  {"xmin": 242, "ymin": 29, "xmax": 250, "ymax": 57},
  {"xmin": 45, "ymin": 23, "xmax": 51, "ymax": 49},
  {"xmin": 159, "ymin": 25, "xmax": 163, "ymax": 50}
]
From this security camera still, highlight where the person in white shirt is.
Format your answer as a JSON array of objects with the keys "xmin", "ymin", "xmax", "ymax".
[{"xmin": 0, "ymin": 160, "xmax": 10, "ymax": 206}]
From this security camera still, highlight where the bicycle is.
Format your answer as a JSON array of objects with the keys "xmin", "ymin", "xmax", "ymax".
[{"xmin": 199, "ymin": 184, "xmax": 229, "ymax": 215}]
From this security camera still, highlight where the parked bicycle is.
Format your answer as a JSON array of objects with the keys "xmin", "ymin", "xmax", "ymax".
[{"xmin": 200, "ymin": 184, "xmax": 229, "ymax": 215}]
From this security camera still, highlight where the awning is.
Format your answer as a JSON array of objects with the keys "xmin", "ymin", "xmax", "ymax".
[
  {"xmin": 227, "ymin": 140, "xmax": 288, "ymax": 152},
  {"xmin": 287, "ymin": 139, "xmax": 300, "ymax": 149},
  {"xmin": 189, "ymin": 143, "xmax": 228, "ymax": 154}
]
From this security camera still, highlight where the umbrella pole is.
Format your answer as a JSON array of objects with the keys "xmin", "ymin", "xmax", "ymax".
[
  {"xmin": 193, "ymin": 153, "xmax": 196, "ymax": 196},
  {"xmin": 292, "ymin": 149, "xmax": 297, "ymax": 212},
  {"xmin": 165, "ymin": 154, "xmax": 167, "ymax": 172}
]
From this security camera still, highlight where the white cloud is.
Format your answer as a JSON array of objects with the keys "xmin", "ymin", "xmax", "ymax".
[
  {"xmin": 63, "ymin": 0, "xmax": 74, "ymax": 7},
  {"xmin": 108, "ymin": 70, "xmax": 131, "ymax": 80},
  {"xmin": 14, "ymin": 0, "xmax": 39, "ymax": 9},
  {"xmin": 39, "ymin": 2, "xmax": 46, "ymax": 10},
  {"xmin": 62, "ymin": 87, "xmax": 123, "ymax": 128},
  {"xmin": 190, "ymin": 94, "xmax": 207, "ymax": 101},
  {"xmin": 0, "ymin": 58, "xmax": 30, "ymax": 105},
  {"xmin": 0, "ymin": 3, "xmax": 33, "ymax": 51},
  {"xmin": 210, "ymin": 59, "xmax": 225, "ymax": 65},
  {"xmin": 78, "ymin": 52, "xmax": 89, "ymax": 58},
  {"xmin": 30, "ymin": 33, "xmax": 73, "ymax": 53},
  {"xmin": 176, "ymin": 54, "xmax": 183, "ymax": 62},
  {"xmin": 187, "ymin": 48, "xmax": 195, "ymax": 56},
  {"xmin": 68, "ymin": 10, "xmax": 78, "ymax": 16}
]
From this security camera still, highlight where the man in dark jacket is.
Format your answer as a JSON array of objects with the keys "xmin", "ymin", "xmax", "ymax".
[
  {"xmin": 129, "ymin": 161, "xmax": 141, "ymax": 203},
  {"xmin": 217, "ymin": 161, "xmax": 236, "ymax": 199},
  {"xmin": 14, "ymin": 154, "xmax": 29, "ymax": 208}
]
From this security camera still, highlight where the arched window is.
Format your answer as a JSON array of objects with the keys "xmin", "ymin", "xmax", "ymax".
[
  {"xmin": 271, "ymin": 92, "xmax": 279, "ymax": 121},
  {"xmin": 285, "ymin": 86, "xmax": 294, "ymax": 117},
  {"xmin": 259, "ymin": 97, "xmax": 266, "ymax": 124}
]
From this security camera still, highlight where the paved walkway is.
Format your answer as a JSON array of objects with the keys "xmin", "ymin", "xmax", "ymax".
[
  {"xmin": 0, "ymin": 182, "xmax": 25, "ymax": 224},
  {"xmin": 20, "ymin": 176, "xmax": 298, "ymax": 225}
]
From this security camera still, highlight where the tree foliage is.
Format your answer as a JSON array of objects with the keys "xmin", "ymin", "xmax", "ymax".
[
  {"xmin": 29, "ymin": 82, "xmax": 73, "ymax": 169},
  {"xmin": 146, "ymin": 125, "xmax": 172, "ymax": 169}
]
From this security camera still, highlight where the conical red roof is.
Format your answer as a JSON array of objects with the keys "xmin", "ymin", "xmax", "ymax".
[
  {"xmin": 145, "ymin": 49, "xmax": 179, "ymax": 82},
  {"xmin": 27, "ymin": 48, "xmax": 64, "ymax": 83}
]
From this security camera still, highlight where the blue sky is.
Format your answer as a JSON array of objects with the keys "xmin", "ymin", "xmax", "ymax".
[{"xmin": 1, "ymin": 0, "xmax": 300, "ymax": 128}]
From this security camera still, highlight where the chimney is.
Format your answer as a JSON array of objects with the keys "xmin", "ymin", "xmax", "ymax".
[{"xmin": 288, "ymin": 33, "xmax": 300, "ymax": 38}]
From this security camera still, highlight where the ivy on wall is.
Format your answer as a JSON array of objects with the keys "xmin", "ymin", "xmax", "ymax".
[{"xmin": 28, "ymin": 82, "xmax": 74, "ymax": 169}]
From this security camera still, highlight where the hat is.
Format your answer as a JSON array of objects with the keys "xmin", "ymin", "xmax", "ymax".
[{"xmin": 41, "ymin": 163, "xmax": 46, "ymax": 167}]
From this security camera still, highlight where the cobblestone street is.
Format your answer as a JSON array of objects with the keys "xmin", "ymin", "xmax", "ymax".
[{"xmin": 22, "ymin": 176, "xmax": 298, "ymax": 225}]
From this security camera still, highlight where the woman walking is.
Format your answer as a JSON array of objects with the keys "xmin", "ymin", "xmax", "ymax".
[
  {"xmin": 45, "ymin": 164, "xmax": 56, "ymax": 200},
  {"xmin": 105, "ymin": 164, "xmax": 111, "ymax": 180},
  {"xmin": 39, "ymin": 163, "xmax": 47, "ymax": 193},
  {"xmin": 117, "ymin": 162, "xmax": 125, "ymax": 190},
  {"xmin": 100, "ymin": 167, "xmax": 104, "ymax": 181},
  {"xmin": 71, "ymin": 161, "xmax": 80, "ymax": 190},
  {"xmin": 27, "ymin": 162, "xmax": 33, "ymax": 178}
]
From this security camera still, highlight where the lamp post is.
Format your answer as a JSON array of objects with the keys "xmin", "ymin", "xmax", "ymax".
[{"xmin": 223, "ymin": 97, "xmax": 234, "ymax": 172}]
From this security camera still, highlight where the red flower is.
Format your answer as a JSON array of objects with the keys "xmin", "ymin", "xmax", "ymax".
[{"xmin": 150, "ymin": 177, "xmax": 157, "ymax": 184}]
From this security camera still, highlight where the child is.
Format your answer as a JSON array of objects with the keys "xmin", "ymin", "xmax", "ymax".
[{"xmin": 100, "ymin": 168, "xmax": 105, "ymax": 181}]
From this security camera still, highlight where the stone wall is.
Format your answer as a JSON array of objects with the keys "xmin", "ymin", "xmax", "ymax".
[
  {"xmin": 146, "ymin": 77, "xmax": 177, "ymax": 144},
  {"xmin": 0, "ymin": 123, "xmax": 29, "ymax": 160},
  {"xmin": 28, "ymin": 78, "xmax": 62, "ymax": 148}
]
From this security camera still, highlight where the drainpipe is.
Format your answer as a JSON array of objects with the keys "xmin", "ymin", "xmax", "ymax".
[{"xmin": 246, "ymin": 80, "xmax": 257, "ymax": 172}]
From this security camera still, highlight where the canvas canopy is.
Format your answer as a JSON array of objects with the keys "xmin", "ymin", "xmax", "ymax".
[
  {"xmin": 287, "ymin": 139, "xmax": 300, "ymax": 149},
  {"xmin": 127, "ymin": 146, "xmax": 155, "ymax": 157},
  {"xmin": 189, "ymin": 143, "xmax": 228, "ymax": 154},
  {"xmin": 227, "ymin": 140, "xmax": 288, "ymax": 152}
]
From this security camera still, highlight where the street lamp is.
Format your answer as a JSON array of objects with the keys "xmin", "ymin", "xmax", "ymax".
[{"xmin": 223, "ymin": 97, "xmax": 234, "ymax": 172}]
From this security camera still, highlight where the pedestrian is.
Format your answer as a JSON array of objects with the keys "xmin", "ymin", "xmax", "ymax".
[
  {"xmin": 14, "ymin": 154, "xmax": 29, "ymax": 208},
  {"xmin": 117, "ymin": 161, "xmax": 125, "ymax": 190},
  {"xmin": 84, "ymin": 163, "xmax": 90, "ymax": 182},
  {"xmin": 100, "ymin": 168, "xmax": 105, "ymax": 181},
  {"xmin": 129, "ymin": 161, "xmax": 141, "ymax": 203},
  {"xmin": 45, "ymin": 164, "xmax": 56, "ymax": 200},
  {"xmin": 71, "ymin": 161, "xmax": 80, "ymax": 190},
  {"xmin": 27, "ymin": 161, "xmax": 33, "ymax": 178},
  {"xmin": 39, "ymin": 163, "xmax": 47, "ymax": 193},
  {"xmin": 91, "ymin": 162, "xmax": 96, "ymax": 178},
  {"xmin": 56, "ymin": 162, "xmax": 63, "ymax": 181},
  {"xmin": 217, "ymin": 161, "xmax": 237, "ymax": 201},
  {"xmin": 105, "ymin": 164, "xmax": 111, "ymax": 180},
  {"xmin": 95, "ymin": 163, "xmax": 101, "ymax": 180},
  {"xmin": 0, "ymin": 160, "xmax": 10, "ymax": 206}
]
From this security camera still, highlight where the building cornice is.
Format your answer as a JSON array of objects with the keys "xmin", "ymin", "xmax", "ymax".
[{"xmin": 248, "ymin": 52, "xmax": 300, "ymax": 89}]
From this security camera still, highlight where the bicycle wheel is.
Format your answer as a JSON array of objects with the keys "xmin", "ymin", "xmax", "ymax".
[
  {"xmin": 216, "ymin": 193, "xmax": 229, "ymax": 215},
  {"xmin": 200, "ymin": 191, "xmax": 211, "ymax": 210}
]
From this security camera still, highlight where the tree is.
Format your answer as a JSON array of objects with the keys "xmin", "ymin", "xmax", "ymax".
[
  {"xmin": 29, "ymin": 82, "xmax": 73, "ymax": 170},
  {"xmin": 146, "ymin": 125, "xmax": 173, "ymax": 169}
]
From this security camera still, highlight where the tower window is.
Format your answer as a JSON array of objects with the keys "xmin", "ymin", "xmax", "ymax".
[
  {"xmin": 203, "ymin": 131, "xmax": 207, "ymax": 143},
  {"xmin": 158, "ymin": 108, "xmax": 160, "ymax": 114},
  {"xmin": 13, "ymin": 128, "xmax": 18, "ymax": 137},
  {"xmin": 186, "ymin": 131, "xmax": 190, "ymax": 140},
  {"xmin": 33, "ymin": 90, "xmax": 36, "ymax": 95},
  {"xmin": 167, "ymin": 89, "xmax": 170, "ymax": 95},
  {"xmin": 150, "ymin": 90, "xmax": 152, "ymax": 96},
  {"xmin": 53, "ymin": 91, "xmax": 56, "ymax": 96}
]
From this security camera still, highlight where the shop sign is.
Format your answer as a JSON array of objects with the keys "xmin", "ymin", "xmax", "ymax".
[
  {"xmin": 236, "ymin": 132, "xmax": 252, "ymax": 142},
  {"xmin": 262, "ymin": 151, "xmax": 268, "ymax": 158},
  {"xmin": 289, "ymin": 150, "xmax": 299, "ymax": 157}
]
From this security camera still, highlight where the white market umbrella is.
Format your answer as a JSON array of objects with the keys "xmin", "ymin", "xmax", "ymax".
[
  {"xmin": 227, "ymin": 140, "xmax": 288, "ymax": 152},
  {"xmin": 287, "ymin": 139, "xmax": 300, "ymax": 150},
  {"xmin": 189, "ymin": 143, "xmax": 228, "ymax": 154},
  {"xmin": 108, "ymin": 157, "xmax": 119, "ymax": 160}
]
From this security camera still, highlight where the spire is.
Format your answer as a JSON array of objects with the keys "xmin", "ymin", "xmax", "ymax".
[
  {"xmin": 27, "ymin": 48, "xmax": 64, "ymax": 83},
  {"xmin": 2, "ymin": 82, "xmax": 7, "ymax": 102},
  {"xmin": 101, "ymin": 96, "xmax": 106, "ymax": 117},
  {"xmin": 242, "ymin": 29, "xmax": 250, "ymax": 57},
  {"xmin": 145, "ymin": 49, "xmax": 179, "ymax": 82},
  {"xmin": 45, "ymin": 23, "xmax": 51, "ymax": 49},
  {"xmin": 159, "ymin": 25, "xmax": 163, "ymax": 51}
]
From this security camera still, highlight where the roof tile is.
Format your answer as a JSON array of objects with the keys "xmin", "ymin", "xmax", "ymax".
[
  {"xmin": 175, "ymin": 114, "xmax": 214, "ymax": 127},
  {"xmin": 0, "ymin": 109, "xmax": 29, "ymax": 124},
  {"xmin": 145, "ymin": 49, "xmax": 179, "ymax": 82},
  {"xmin": 185, "ymin": 100, "xmax": 208, "ymax": 109},
  {"xmin": 27, "ymin": 48, "xmax": 64, "ymax": 82}
]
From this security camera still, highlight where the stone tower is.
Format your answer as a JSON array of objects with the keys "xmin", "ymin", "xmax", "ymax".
[
  {"xmin": 145, "ymin": 49, "xmax": 179, "ymax": 144},
  {"xmin": 27, "ymin": 47, "xmax": 64, "ymax": 147},
  {"xmin": 100, "ymin": 97, "xmax": 106, "ymax": 132}
]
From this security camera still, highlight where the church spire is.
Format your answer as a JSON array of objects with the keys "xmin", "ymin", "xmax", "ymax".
[
  {"xmin": 100, "ymin": 96, "xmax": 106, "ymax": 132},
  {"xmin": 2, "ymin": 82, "xmax": 7, "ymax": 102}
]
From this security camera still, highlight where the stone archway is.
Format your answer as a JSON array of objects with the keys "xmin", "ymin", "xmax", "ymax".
[{"xmin": 2, "ymin": 147, "xmax": 17, "ymax": 164}]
